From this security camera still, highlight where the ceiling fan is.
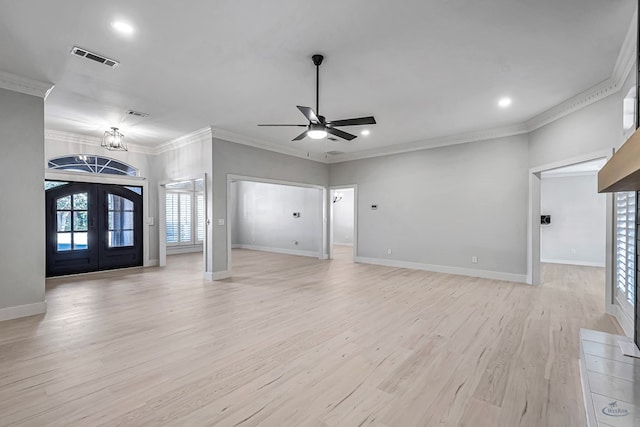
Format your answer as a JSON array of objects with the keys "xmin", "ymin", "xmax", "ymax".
[{"xmin": 258, "ymin": 54, "xmax": 376, "ymax": 142}]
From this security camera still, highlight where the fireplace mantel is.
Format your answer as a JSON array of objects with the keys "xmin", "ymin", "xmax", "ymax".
[{"xmin": 599, "ymin": 128, "xmax": 640, "ymax": 193}]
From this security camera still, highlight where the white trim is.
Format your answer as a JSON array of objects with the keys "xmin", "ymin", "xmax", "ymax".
[
  {"xmin": 527, "ymin": 149, "xmax": 614, "ymax": 286},
  {"xmin": 234, "ymin": 244, "xmax": 321, "ymax": 258},
  {"xmin": 541, "ymin": 259, "xmax": 605, "ymax": 268},
  {"xmin": 205, "ymin": 270, "xmax": 230, "ymax": 281},
  {"xmin": 0, "ymin": 70, "xmax": 54, "ymax": 99},
  {"xmin": 167, "ymin": 245, "xmax": 203, "ymax": 255},
  {"xmin": 153, "ymin": 127, "xmax": 212, "ymax": 155},
  {"xmin": 45, "ymin": 129, "xmax": 154, "ymax": 155},
  {"xmin": 212, "ymin": 128, "xmax": 327, "ymax": 163},
  {"xmin": 541, "ymin": 171, "xmax": 598, "ymax": 179},
  {"xmin": 147, "ymin": 259, "xmax": 159, "ymax": 267},
  {"xmin": 226, "ymin": 174, "xmax": 327, "ymax": 277},
  {"xmin": 329, "ymin": 185, "xmax": 358, "ymax": 261},
  {"xmin": 0, "ymin": 301, "xmax": 47, "ymax": 322},
  {"xmin": 45, "ymin": 170, "xmax": 152, "ymax": 269},
  {"xmin": 326, "ymin": 124, "xmax": 529, "ymax": 164},
  {"xmin": 354, "ymin": 256, "xmax": 527, "ymax": 283}
]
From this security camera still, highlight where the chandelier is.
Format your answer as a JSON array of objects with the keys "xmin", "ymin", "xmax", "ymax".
[{"xmin": 102, "ymin": 127, "xmax": 127, "ymax": 151}]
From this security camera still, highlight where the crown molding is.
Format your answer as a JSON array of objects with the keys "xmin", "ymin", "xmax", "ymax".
[
  {"xmin": 326, "ymin": 123, "xmax": 529, "ymax": 164},
  {"xmin": 211, "ymin": 127, "xmax": 328, "ymax": 163},
  {"xmin": 0, "ymin": 70, "xmax": 54, "ymax": 99},
  {"xmin": 153, "ymin": 126, "xmax": 213, "ymax": 155},
  {"xmin": 45, "ymin": 129, "xmax": 154, "ymax": 155}
]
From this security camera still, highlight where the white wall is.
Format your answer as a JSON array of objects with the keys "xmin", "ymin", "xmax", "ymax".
[
  {"xmin": 332, "ymin": 188, "xmax": 354, "ymax": 245},
  {"xmin": 212, "ymin": 137, "xmax": 329, "ymax": 274},
  {"xmin": 0, "ymin": 88, "xmax": 46, "ymax": 318},
  {"xmin": 232, "ymin": 181, "xmax": 322, "ymax": 256},
  {"xmin": 153, "ymin": 130, "xmax": 213, "ymax": 271},
  {"xmin": 330, "ymin": 134, "xmax": 529, "ymax": 281},
  {"xmin": 540, "ymin": 174, "xmax": 606, "ymax": 267}
]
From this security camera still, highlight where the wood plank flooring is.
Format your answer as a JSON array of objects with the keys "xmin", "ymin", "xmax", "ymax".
[{"xmin": 0, "ymin": 248, "xmax": 622, "ymax": 426}]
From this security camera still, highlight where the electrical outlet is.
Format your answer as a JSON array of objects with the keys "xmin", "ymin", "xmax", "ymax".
[
  {"xmin": 571, "ymin": 248, "xmax": 577, "ymax": 255},
  {"xmin": 387, "ymin": 249, "xmax": 392, "ymax": 255},
  {"xmin": 471, "ymin": 256, "xmax": 478, "ymax": 264}
]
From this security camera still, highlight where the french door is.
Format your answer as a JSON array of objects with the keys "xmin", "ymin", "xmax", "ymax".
[{"xmin": 46, "ymin": 182, "xmax": 143, "ymax": 277}]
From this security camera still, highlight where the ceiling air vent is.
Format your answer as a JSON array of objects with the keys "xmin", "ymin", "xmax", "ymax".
[
  {"xmin": 326, "ymin": 150, "xmax": 344, "ymax": 156},
  {"xmin": 126, "ymin": 110, "xmax": 149, "ymax": 118},
  {"xmin": 70, "ymin": 46, "xmax": 119, "ymax": 68}
]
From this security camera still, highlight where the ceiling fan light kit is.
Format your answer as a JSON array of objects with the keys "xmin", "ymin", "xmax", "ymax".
[{"xmin": 258, "ymin": 54, "xmax": 376, "ymax": 142}]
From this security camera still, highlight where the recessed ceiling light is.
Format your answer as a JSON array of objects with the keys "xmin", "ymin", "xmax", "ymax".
[
  {"xmin": 498, "ymin": 97, "xmax": 512, "ymax": 108},
  {"xmin": 361, "ymin": 129, "xmax": 370, "ymax": 136},
  {"xmin": 111, "ymin": 21, "xmax": 134, "ymax": 35}
]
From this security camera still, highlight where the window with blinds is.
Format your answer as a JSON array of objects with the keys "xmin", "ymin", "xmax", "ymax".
[
  {"xmin": 196, "ymin": 194, "xmax": 205, "ymax": 242},
  {"xmin": 165, "ymin": 179, "xmax": 205, "ymax": 246},
  {"xmin": 616, "ymin": 191, "xmax": 636, "ymax": 306}
]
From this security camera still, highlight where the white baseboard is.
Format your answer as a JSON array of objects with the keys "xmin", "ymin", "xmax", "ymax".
[
  {"xmin": 145, "ymin": 259, "xmax": 159, "ymax": 267},
  {"xmin": 167, "ymin": 245, "xmax": 203, "ymax": 255},
  {"xmin": 354, "ymin": 256, "xmax": 527, "ymax": 283},
  {"xmin": 0, "ymin": 301, "xmax": 47, "ymax": 322},
  {"xmin": 234, "ymin": 244, "xmax": 320, "ymax": 259},
  {"xmin": 204, "ymin": 270, "xmax": 231, "ymax": 281},
  {"xmin": 541, "ymin": 258, "xmax": 605, "ymax": 268},
  {"xmin": 334, "ymin": 243, "xmax": 354, "ymax": 247},
  {"xmin": 231, "ymin": 244, "xmax": 242, "ymax": 249}
]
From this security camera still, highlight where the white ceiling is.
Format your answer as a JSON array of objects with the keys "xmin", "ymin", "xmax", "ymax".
[{"xmin": 0, "ymin": 0, "xmax": 635, "ymax": 154}]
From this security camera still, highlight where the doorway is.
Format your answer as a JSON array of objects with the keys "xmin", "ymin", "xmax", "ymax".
[
  {"xmin": 539, "ymin": 159, "xmax": 607, "ymax": 269},
  {"xmin": 329, "ymin": 186, "xmax": 357, "ymax": 261},
  {"xmin": 45, "ymin": 182, "xmax": 143, "ymax": 276}
]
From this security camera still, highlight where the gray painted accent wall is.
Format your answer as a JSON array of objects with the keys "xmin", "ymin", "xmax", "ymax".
[
  {"xmin": 330, "ymin": 134, "xmax": 530, "ymax": 275},
  {"xmin": 0, "ymin": 88, "xmax": 45, "ymax": 311}
]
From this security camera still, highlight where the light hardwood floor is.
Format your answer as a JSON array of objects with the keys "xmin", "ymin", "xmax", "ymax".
[{"xmin": 0, "ymin": 249, "xmax": 622, "ymax": 426}]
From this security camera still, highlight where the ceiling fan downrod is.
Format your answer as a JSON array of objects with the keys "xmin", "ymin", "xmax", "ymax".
[{"xmin": 312, "ymin": 54, "xmax": 324, "ymax": 117}]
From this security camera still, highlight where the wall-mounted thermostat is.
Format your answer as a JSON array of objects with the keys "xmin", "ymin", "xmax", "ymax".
[
  {"xmin": 293, "ymin": 212, "xmax": 301, "ymax": 218},
  {"xmin": 541, "ymin": 215, "xmax": 551, "ymax": 225},
  {"xmin": 371, "ymin": 205, "xmax": 378, "ymax": 210}
]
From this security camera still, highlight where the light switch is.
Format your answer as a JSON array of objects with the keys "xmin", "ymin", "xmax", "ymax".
[
  {"xmin": 217, "ymin": 219, "xmax": 225, "ymax": 226},
  {"xmin": 148, "ymin": 217, "xmax": 154, "ymax": 225}
]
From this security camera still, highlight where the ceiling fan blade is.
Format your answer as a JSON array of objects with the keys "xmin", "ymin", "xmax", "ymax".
[
  {"xmin": 297, "ymin": 106, "xmax": 320, "ymax": 123},
  {"xmin": 258, "ymin": 124, "xmax": 307, "ymax": 127},
  {"xmin": 327, "ymin": 116, "xmax": 377, "ymax": 127},
  {"xmin": 292, "ymin": 130, "xmax": 308, "ymax": 141},
  {"xmin": 326, "ymin": 127, "xmax": 357, "ymax": 141}
]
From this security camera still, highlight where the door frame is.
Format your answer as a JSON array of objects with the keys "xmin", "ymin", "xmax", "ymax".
[
  {"xmin": 226, "ymin": 174, "xmax": 327, "ymax": 276},
  {"xmin": 158, "ymin": 173, "xmax": 208, "ymax": 270},
  {"xmin": 527, "ymin": 149, "xmax": 614, "ymax": 311},
  {"xmin": 45, "ymin": 169, "xmax": 152, "ymax": 267},
  {"xmin": 328, "ymin": 185, "xmax": 358, "ymax": 260}
]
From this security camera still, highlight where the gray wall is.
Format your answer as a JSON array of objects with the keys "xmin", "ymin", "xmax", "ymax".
[
  {"xmin": 528, "ymin": 94, "xmax": 621, "ymax": 168},
  {"xmin": 231, "ymin": 180, "xmax": 322, "ymax": 255},
  {"xmin": 332, "ymin": 188, "xmax": 354, "ymax": 245},
  {"xmin": 212, "ymin": 138, "xmax": 329, "ymax": 272},
  {"xmin": 0, "ymin": 88, "xmax": 45, "ymax": 311},
  {"xmin": 330, "ymin": 134, "xmax": 529, "ymax": 275},
  {"xmin": 541, "ymin": 174, "xmax": 606, "ymax": 266}
]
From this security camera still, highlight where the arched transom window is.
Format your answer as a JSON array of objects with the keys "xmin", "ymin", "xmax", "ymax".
[{"xmin": 48, "ymin": 155, "xmax": 138, "ymax": 177}]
